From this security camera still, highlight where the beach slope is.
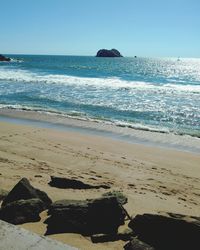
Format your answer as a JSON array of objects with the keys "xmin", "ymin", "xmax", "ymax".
[{"xmin": 0, "ymin": 121, "xmax": 199, "ymax": 249}]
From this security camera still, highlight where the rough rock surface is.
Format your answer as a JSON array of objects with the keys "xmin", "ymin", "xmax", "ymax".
[
  {"xmin": 45, "ymin": 196, "xmax": 126, "ymax": 236},
  {"xmin": 0, "ymin": 198, "xmax": 46, "ymax": 224},
  {"xmin": 0, "ymin": 54, "xmax": 11, "ymax": 61},
  {"xmin": 102, "ymin": 191, "xmax": 128, "ymax": 205},
  {"xmin": 128, "ymin": 213, "xmax": 200, "ymax": 250},
  {"xmin": 49, "ymin": 176, "xmax": 110, "ymax": 189},
  {"xmin": 124, "ymin": 237, "xmax": 155, "ymax": 250},
  {"xmin": 2, "ymin": 178, "xmax": 52, "ymax": 208},
  {"xmin": 96, "ymin": 49, "xmax": 123, "ymax": 57}
]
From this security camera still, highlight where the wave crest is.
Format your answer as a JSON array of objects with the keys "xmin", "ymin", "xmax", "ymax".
[{"xmin": 0, "ymin": 68, "xmax": 200, "ymax": 93}]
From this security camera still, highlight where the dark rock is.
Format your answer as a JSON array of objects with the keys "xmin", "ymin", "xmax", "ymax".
[
  {"xmin": 96, "ymin": 49, "xmax": 123, "ymax": 57},
  {"xmin": 0, "ymin": 188, "xmax": 9, "ymax": 201},
  {"xmin": 49, "ymin": 176, "xmax": 110, "ymax": 189},
  {"xmin": 0, "ymin": 54, "xmax": 11, "ymax": 61},
  {"xmin": 0, "ymin": 198, "xmax": 46, "ymax": 224},
  {"xmin": 91, "ymin": 228, "xmax": 135, "ymax": 243},
  {"xmin": 124, "ymin": 237, "xmax": 155, "ymax": 250},
  {"xmin": 91, "ymin": 233, "xmax": 119, "ymax": 243},
  {"xmin": 2, "ymin": 178, "xmax": 52, "ymax": 208},
  {"xmin": 48, "ymin": 199, "xmax": 89, "ymax": 216},
  {"xmin": 128, "ymin": 213, "xmax": 200, "ymax": 250},
  {"xmin": 102, "ymin": 191, "xmax": 128, "ymax": 205},
  {"xmin": 118, "ymin": 228, "xmax": 135, "ymax": 241},
  {"xmin": 91, "ymin": 228, "xmax": 134, "ymax": 243},
  {"xmin": 45, "ymin": 196, "xmax": 126, "ymax": 236}
]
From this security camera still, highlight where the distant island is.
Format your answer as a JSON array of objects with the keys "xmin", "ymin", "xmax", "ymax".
[
  {"xmin": 96, "ymin": 49, "xmax": 123, "ymax": 57},
  {"xmin": 0, "ymin": 54, "xmax": 11, "ymax": 62}
]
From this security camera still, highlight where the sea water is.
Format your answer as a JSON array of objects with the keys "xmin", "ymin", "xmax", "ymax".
[{"xmin": 0, "ymin": 55, "xmax": 199, "ymax": 137}]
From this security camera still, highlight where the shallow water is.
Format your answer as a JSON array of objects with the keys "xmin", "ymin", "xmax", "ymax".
[{"xmin": 0, "ymin": 55, "xmax": 200, "ymax": 137}]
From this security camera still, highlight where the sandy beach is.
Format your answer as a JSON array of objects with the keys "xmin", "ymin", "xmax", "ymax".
[{"xmin": 0, "ymin": 119, "xmax": 199, "ymax": 250}]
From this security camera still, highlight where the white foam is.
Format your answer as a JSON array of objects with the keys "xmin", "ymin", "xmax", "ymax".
[
  {"xmin": 112, "ymin": 120, "xmax": 170, "ymax": 133},
  {"xmin": 0, "ymin": 68, "xmax": 200, "ymax": 93}
]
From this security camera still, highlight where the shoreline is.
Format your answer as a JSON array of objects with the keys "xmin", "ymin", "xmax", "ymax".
[{"xmin": 0, "ymin": 108, "xmax": 200, "ymax": 154}]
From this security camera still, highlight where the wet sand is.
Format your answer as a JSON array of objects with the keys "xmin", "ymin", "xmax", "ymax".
[{"xmin": 0, "ymin": 120, "xmax": 199, "ymax": 249}]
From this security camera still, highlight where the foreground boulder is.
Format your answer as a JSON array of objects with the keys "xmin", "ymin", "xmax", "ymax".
[
  {"xmin": 127, "ymin": 213, "xmax": 200, "ymax": 250},
  {"xmin": 102, "ymin": 191, "xmax": 128, "ymax": 205},
  {"xmin": 45, "ymin": 196, "xmax": 126, "ymax": 236},
  {"xmin": 96, "ymin": 49, "xmax": 123, "ymax": 57},
  {"xmin": 91, "ymin": 228, "xmax": 134, "ymax": 243},
  {"xmin": 91, "ymin": 233, "xmax": 119, "ymax": 243},
  {"xmin": 124, "ymin": 238, "xmax": 155, "ymax": 250},
  {"xmin": 0, "ymin": 198, "xmax": 45, "ymax": 224},
  {"xmin": 2, "ymin": 178, "xmax": 52, "ymax": 208},
  {"xmin": 0, "ymin": 54, "xmax": 11, "ymax": 61},
  {"xmin": 49, "ymin": 176, "xmax": 110, "ymax": 189}
]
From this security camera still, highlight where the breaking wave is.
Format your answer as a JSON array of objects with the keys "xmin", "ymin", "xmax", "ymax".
[{"xmin": 0, "ymin": 68, "xmax": 200, "ymax": 93}]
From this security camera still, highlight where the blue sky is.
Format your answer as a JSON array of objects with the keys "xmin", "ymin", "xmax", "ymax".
[{"xmin": 0, "ymin": 0, "xmax": 199, "ymax": 57}]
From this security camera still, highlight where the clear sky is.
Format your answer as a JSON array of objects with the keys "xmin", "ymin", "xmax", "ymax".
[{"xmin": 0, "ymin": 0, "xmax": 199, "ymax": 57}]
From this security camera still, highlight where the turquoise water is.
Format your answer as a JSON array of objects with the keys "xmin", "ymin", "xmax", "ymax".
[{"xmin": 0, "ymin": 55, "xmax": 200, "ymax": 137}]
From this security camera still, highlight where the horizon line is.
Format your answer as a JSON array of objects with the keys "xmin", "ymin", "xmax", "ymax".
[{"xmin": 2, "ymin": 53, "xmax": 200, "ymax": 59}]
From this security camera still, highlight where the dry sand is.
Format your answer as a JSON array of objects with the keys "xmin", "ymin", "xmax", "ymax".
[{"xmin": 0, "ymin": 120, "xmax": 199, "ymax": 249}]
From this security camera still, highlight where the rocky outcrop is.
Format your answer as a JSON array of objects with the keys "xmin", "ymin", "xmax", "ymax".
[
  {"xmin": 2, "ymin": 178, "xmax": 52, "ymax": 208},
  {"xmin": 96, "ymin": 49, "xmax": 123, "ymax": 57},
  {"xmin": 45, "ymin": 196, "xmax": 126, "ymax": 236},
  {"xmin": 0, "ymin": 198, "xmax": 46, "ymax": 224},
  {"xmin": 0, "ymin": 54, "xmax": 11, "ymax": 61},
  {"xmin": 48, "ymin": 176, "xmax": 110, "ymax": 189},
  {"xmin": 127, "ymin": 213, "xmax": 200, "ymax": 250},
  {"xmin": 124, "ymin": 238, "xmax": 155, "ymax": 250}
]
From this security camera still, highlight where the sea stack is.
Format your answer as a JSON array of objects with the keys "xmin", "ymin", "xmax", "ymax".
[
  {"xmin": 96, "ymin": 49, "xmax": 123, "ymax": 57},
  {"xmin": 0, "ymin": 54, "xmax": 11, "ymax": 61}
]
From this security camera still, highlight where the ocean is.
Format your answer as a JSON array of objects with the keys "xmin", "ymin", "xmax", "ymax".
[{"xmin": 0, "ymin": 55, "xmax": 200, "ymax": 138}]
